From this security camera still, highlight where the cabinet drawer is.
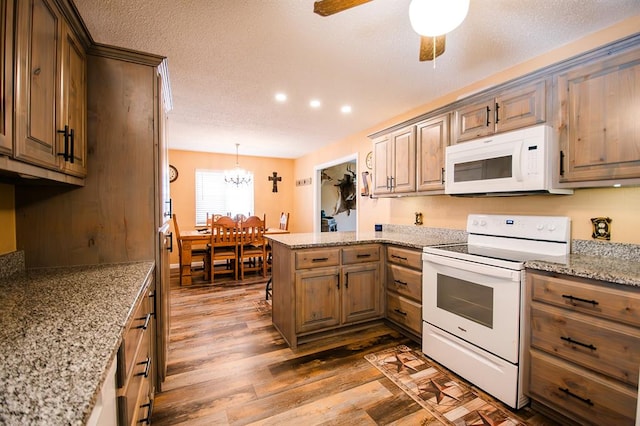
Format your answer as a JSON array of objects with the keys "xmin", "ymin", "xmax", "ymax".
[
  {"xmin": 529, "ymin": 349, "xmax": 637, "ymax": 425},
  {"xmin": 531, "ymin": 303, "xmax": 640, "ymax": 387},
  {"xmin": 386, "ymin": 264, "xmax": 422, "ymax": 302},
  {"xmin": 530, "ymin": 272, "xmax": 640, "ymax": 328},
  {"xmin": 342, "ymin": 244, "xmax": 380, "ymax": 264},
  {"xmin": 118, "ymin": 329, "xmax": 151, "ymax": 426},
  {"xmin": 117, "ymin": 295, "xmax": 151, "ymax": 387},
  {"xmin": 295, "ymin": 248, "xmax": 340, "ymax": 269},
  {"xmin": 386, "ymin": 292, "xmax": 422, "ymax": 335},
  {"xmin": 386, "ymin": 246, "xmax": 422, "ymax": 270}
]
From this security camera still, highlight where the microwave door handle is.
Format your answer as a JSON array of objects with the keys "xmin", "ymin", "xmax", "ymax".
[{"xmin": 513, "ymin": 141, "xmax": 523, "ymax": 181}]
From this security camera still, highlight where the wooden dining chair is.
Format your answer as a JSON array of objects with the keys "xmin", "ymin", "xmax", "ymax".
[
  {"xmin": 208, "ymin": 216, "xmax": 238, "ymax": 283},
  {"xmin": 172, "ymin": 214, "xmax": 208, "ymax": 285},
  {"xmin": 238, "ymin": 215, "xmax": 267, "ymax": 280}
]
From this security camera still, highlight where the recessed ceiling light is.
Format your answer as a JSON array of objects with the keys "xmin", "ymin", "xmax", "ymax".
[
  {"xmin": 309, "ymin": 99, "xmax": 321, "ymax": 108},
  {"xmin": 275, "ymin": 93, "xmax": 287, "ymax": 102},
  {"xmin": 613, "ymin": 183, "xmax": 622, "ymax": 187},
  {"xmin": 341, "ymin": 105, "xmax": 352, "ymax": 114}
]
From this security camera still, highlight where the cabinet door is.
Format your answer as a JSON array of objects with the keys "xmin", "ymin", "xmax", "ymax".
[
  {"xmin": 342, "ymin": 263, "xmax": 381, "ymax": 324},
  {"xmin": 416, "ymin": 114, "xmax": 448, "ymax": 192},
  {"xmin": 454, "ymin": 97, "xmax": 494, "ymax": 143},
  {"xmin": 558, "ymin": 47, "xmax": 640, "ymax": 183},
  {"xmin": 390, "ymin": 126, "xmax": 416, "ymax": 193},
  {"xmin": 14, "ymin": 0, "xmax": 62, "ymax": 169},
  {"xmin": 59, "ymin": 23, "xmax": 87, "ymax": 177},
  {"xmin": 0, "ymin": 0, "xmax": 13, "ymax": 155},
  {"xmin": 295, "ymin": 267, "xmax": 340, "ymax": 333},
  {"xmin": 495, "ymin": 79, "xmax": 546, "ymax": 134},
  {"xmin": 372, "ymin": 133, "xmax": 392, "ymax": 195}
]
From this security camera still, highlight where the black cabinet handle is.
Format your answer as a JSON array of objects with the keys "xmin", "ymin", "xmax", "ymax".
[
  {"xmin": 136, "ymin": 357, "xmax": 151, "ymax": 378},
  {"xmin": 345, "ymin": 272, "xmax": 349, "ymax": 289},
  {"xmin": 138, "ymin": 399, "xmax": 153, "ymax": 425},
  {"xmin": 168, "ymin": 231, "xmax": 173, "ymax": 253},
  {"xmin": 394, "ymin": 279, "xmax": 408, "ymax": 286},
  {"xmin": 164, "ymin": 199, "xmax": 173, "ymax": 218},
  {"xmin": 562, "ymin": 294, "xmax": 599, "ymax": 307},
  {"xmin": 494, "ymin": 102, "xmax": 500, "ymax": 124},
  {"xmin": 441, "ymin": 167, "xmax": 445, "ymax": 184},
  {"xmin": 393, "ymin": 308, "xmax": 407, "ymax": 316},
  {"xmin": 391, "ymin": 254, "xmax": 408, "ymax": 261},
  {"xmin": 558, "ymin": 387, "xmax": 594, "ymax": 406},
  {"xmin": 356, "ymin": 253, "xmax": 371, "ymax": 258},
  {"xmin": 560, "ymin": 150, "xmax": 565, "ymax": 176},
  {"xmin": 485, "ymin": 105, "xmax": 491, "ymax": 126},
  {"xmin": 136, "ymin": 313, "xmax": 151, "ymax": 330},
  {"xmin": 69, "ymin": 128, "xmax": 75, "ymax": 163},
  {"xmin": 312, "ymin": 257, "xmax": 328, "ymax": 262},
  {"xmin": 57, "ymin": 125, "xmax": 70, "ymax": 161},
  {"xmin": 560, "ymin": 336, "xmax": 597, "ymax": 351}
]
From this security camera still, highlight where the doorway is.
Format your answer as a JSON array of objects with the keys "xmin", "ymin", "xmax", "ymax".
[{"xmin": 313, "ymin": 154, "xmax": 358, "ymax": 233}]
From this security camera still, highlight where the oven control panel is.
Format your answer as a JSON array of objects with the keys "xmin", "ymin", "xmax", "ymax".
[{"xmin": 467, "ymin": 214, "xmax": 571, "ymax": 242}]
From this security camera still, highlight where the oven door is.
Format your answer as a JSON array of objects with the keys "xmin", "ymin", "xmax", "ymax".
[{"xmin": 422, "ymin": 252, "xmax": 522, "ymax": 363}]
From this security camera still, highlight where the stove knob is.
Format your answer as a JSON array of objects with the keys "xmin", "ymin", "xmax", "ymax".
[
  {"xmin": 536, "ymin": 224, "xmax": 544, "ymax": 231},
  {"xmin": 548, "ymin": 224, "xmax": 556, "ymax": 231},
  {"xmin": 472, "ymin": 219, "xmax": 479, "ymax": 226},
  {"xmin": 479, "ymin": 220, "xmax": 486, "ymax": 226}
]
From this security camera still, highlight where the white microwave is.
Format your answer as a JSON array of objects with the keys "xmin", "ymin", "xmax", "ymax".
[{"xmin": 444, "ymin": 125, "xmax": 573, "ymax": 196}]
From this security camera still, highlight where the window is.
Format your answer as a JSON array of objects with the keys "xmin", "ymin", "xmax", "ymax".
[{"xmin": 195, "ymin": 169, "xmax": 254, "ymax": 225}]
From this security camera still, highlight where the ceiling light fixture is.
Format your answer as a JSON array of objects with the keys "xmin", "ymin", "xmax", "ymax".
[
  {"xmin": 341, "ymin": 105, "xmax": 352, "ymax": 114},
  {"xmin": 275, "ymin": 93, "xmax": 287, "ymax": 102},
  {"xmin": 225, "ymin": 143, "xmax": 252, "ymax": 187},
  {"xmin": 408, "ymin": 0, "xmax": 469, "ymax": 67},
  {"xmin": 310, "ymin": 99, "xmax": 321, "ymax": 108}
]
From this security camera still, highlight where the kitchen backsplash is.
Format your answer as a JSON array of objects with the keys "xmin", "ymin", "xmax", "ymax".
[{"xmin": 0, "ymin": 251, "xmax": 25, "ymax": 279}]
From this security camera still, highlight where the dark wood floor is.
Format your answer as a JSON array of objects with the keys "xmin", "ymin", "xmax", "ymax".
[{"xmin": 151, "ymin": 271, "xmax": 559, "ymax": 425}]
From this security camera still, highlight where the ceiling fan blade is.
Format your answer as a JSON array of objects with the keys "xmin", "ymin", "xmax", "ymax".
[
  {"xmin": 419, "ymin": 35, "xmax": 446, "ymax": 61},
  {"xmin": 314, "ymin": 0, "xmax": 373, "ymax": 16}
]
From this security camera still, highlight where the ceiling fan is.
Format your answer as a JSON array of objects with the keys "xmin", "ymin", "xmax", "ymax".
[{"xmin": 313, "ymin": 0, "xmax": 452, "ymax": 61}]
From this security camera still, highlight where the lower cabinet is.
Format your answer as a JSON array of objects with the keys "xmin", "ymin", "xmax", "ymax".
[
  {"xmin": 273, "ymin": 243, "xmax": 382, "ymax": 348},
  {"xmin": 525, "ymin": 270, "xmax": 640, "ymax": 425},
  {"xmin": 117, "ymin": 277, "xmax": 154, "ymax": 426},
  {"xmin": 385, "ymin": 246, "xmax": 423, "ymax": 341}
]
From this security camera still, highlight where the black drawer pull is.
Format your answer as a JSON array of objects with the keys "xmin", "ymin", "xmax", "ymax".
[
  {"xmin": 391, "ymin": 254, "xmax": 408, "ymax": 261},
  {"xmin": 311, "ymin": 257, "xmax": 329, "ymax": 262},
  {"xmin": 560, "ymin": 336, "xmax": 597, "ymax": 351},
  {"xmin": 136, "ymin": 357, "xmax": 151, "ymax": 378},
  {"xmin": 138, "ymin": 399, "xmax": 153, "ymax": 425},
  {"xmin": 558, "ymin": 387, "xmax": 594, "ymax": 406},
  {"xmin": 393, "ymin": 308, "xmax": 407, "ymax": 316},
  {"xmin": 136, "ymin": 313, "xmax": 151, "ymax": 330},
  {"xmin": 394, "ymin": 279, "xmax": 408, "ymax": 286},
  {"xmin": 356, "ymin": 253, "xmax": 372, "ymax": 258},
  {"xmin": 562, "ymin": 294, "xmax": 599, "ymax": 307}
]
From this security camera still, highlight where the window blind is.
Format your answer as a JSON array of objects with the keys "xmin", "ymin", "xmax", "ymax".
[{"xmin": 194, "ymin": 169, "xmax": 254, "ymax": 225}]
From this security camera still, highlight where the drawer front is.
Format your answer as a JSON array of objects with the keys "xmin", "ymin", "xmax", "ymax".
[
  {"xmin": 119, "ymin": 329, "xmax": 151, "ymax": 426},
  {"xmin": 531, "ymin": 303, "xmax": 640, "ymax": 387},
  {"xmin": 342, "ymin": 244, "xmax": 380, "ymax": 264},
  {"xmin": 529, "ymin": 272, "xmax": 640, "ymax": 327},
  {"xmin": 529, "ymin": 349, "xmax": 637, "ymax": 425},
  {"xmin": 386, "ymin": 264, "xmax": 422, "ymax": 302},
  {"xmin": 295, "ymin": 248, "xmax": 340, "ymax": 269},
  {"xmin": 386, "ymin": 246, "xmax": 422, "ymax": 270},
  {"xmin": 386, "ymin": 292, "xmax": 422, "ymax": 335},
  {"xmin": 117, "ymin": 295, "xmax": 150, "ymax": 386}
]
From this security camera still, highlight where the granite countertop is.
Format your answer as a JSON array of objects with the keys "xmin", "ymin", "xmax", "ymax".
[
  {"xmin": 267, "ymin": 229, "xmax": 467, "ymax": 250},
  {"xmin": 0, "ymin": 261, "xmax": 155, "ymax": 425}
]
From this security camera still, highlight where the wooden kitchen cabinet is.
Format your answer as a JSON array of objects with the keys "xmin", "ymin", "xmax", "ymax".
[
  {"xmin": 273, "ymin": 242, "xmax": 382, "ymax": 348},
  {"xmin": 372, "ymin": 125, "xmax": 416, "ymax": 196},
  {"xmin": 453, "ymin": 79, "xmax": 547, "ymax": 143},
  {"xmin": 0, "ymin": 0, "xmax": 13, "ymax": 155},
  {"xmin": 117, "ymin": 275, "xmax": 154, "ymax": 426},
  {"xmin": 14, "ymin": 0, "xmax": 87, "ymax": 177},
  {"xmin": 416, "ymin": 113, "xmax": 449, "ymax": 192},
  {"xmin": 525, "ymin": 270, "xmax": 640, "ymax": 425},
  {"xmin": 556, "ymin": 44, "xmax": 640, "ymax": 186},
  {"xmin": 385, "ymin": 245, "xmax": 423, "ymax": 341}
]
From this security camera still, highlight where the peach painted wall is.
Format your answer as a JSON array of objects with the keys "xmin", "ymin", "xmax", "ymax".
[
  {"xmin": 293, "ymin": 16, "xmax": 640, "ymax": 244},
  {"xmin": 168, "ymin": 149, "xmax": 294, "ymax": 264},
  {"xmin": 0, "ymin": 183, "xmax": 16, "ymax": 254}
]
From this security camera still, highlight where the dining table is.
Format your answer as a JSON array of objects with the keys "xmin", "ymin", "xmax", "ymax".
[{"xmin": 178, "ymin": 227, "xmax": 289, "ymax": 286}]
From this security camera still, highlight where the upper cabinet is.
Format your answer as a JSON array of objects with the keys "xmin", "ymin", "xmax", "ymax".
[
  {"xmin": 0, "ymin": 0, "xmax": 13, "ymax": 156},
  {"xmin": 372, "ymin": 125, "xmax": 416, "ymax": 196},
  {"xmin": 556, "ymin": 44, "xmax": 640, "ymax": 185},
  {"xmin": 14, "ymin": 0, "xmax": 87, "ymax": 178},
  {"xmin": 453, "ymin": 79, "xmax": 548, "ymax": 143},
  {"xmin": 416, "ymin": 113, "xmax": 448, "ymax": 192}
]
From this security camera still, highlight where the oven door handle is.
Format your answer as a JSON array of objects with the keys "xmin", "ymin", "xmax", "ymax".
[{"xmin": 423, "ymin": 255, "xmax": 521, "ymax": 282}]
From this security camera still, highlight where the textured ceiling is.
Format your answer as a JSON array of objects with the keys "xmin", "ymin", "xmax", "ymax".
[{"xmin": 72, "ymin": 0, "xmax": 640, "ymax": 159}]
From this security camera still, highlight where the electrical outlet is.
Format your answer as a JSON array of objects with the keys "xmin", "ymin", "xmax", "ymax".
[{"xmin": 591, "ymin": 217, "xmax": 612, "ymax": 240}]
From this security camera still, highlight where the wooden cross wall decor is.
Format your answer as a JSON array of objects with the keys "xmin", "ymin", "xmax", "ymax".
[{"xmin": 268, "ymin": 172, "xmax": 282, "ymax": 192}]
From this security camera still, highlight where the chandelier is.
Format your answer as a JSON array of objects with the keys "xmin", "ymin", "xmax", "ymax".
[{"xmin": 225, "ymin": 143, "xmax": 252, "ymax": 186}]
